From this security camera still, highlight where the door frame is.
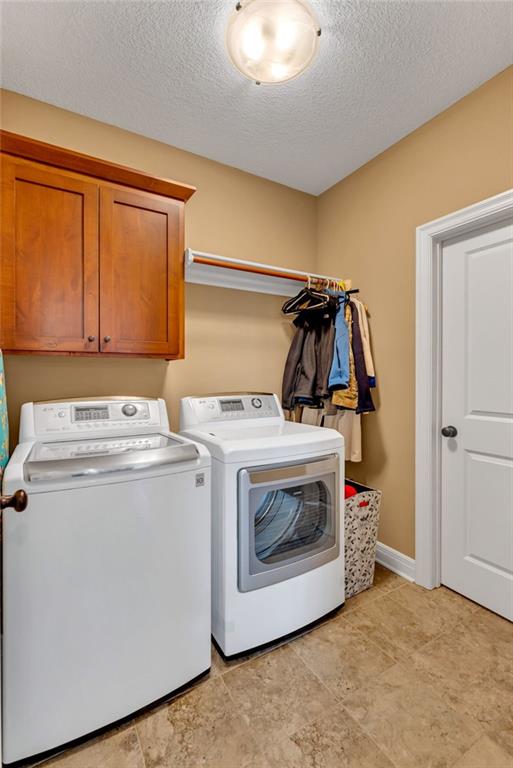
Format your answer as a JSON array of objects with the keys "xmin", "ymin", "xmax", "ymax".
[{"xmin": 415, "ymin": 189, "xmax": 513, "ymax": 589}]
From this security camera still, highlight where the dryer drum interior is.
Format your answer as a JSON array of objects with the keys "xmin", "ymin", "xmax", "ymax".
[{"xmin": 254, "ymin": 481, "xmax": 329, "ymax": 563}]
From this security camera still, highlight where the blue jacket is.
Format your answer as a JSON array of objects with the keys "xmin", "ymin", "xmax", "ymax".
[{"xmin": 328, "ymin": 295, "xmax": 350, "ymax": 390}]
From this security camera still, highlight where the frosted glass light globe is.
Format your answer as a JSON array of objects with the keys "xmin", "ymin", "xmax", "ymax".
[{"xmin": 226, "ymin": 0, "xmax": 320, "ymax": 85}]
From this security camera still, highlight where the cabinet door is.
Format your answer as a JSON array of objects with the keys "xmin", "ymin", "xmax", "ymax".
[
  {"xmin": 99, "ymin": 187, "xmax": 184, "ymax": 357},
  {"xmin": 0, "ymin": 156, "xmax": 99, "ymax": 352}
]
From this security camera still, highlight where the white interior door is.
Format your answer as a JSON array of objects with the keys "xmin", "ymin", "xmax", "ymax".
[{"xmin": 441, "ymin": 216, "xmax": 513, "ymax": 620}]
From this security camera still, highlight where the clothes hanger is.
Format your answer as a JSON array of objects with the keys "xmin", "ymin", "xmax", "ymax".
[{"xmin": 281, "ymin": 275, "xmax": 330, "ymax": 315}]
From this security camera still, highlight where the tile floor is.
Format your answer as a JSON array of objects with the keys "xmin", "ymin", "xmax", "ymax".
[{"xmin": 43, "ymin": 566, "xmax": 512, "ymax": 768}]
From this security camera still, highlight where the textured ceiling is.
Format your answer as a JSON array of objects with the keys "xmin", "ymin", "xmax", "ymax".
[{"xmin": 1, "ymin": 0, "xmax": 512, "ymax": 194}]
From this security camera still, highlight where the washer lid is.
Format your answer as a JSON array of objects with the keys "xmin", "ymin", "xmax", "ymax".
[
  {"xmin": 182, "ymin": 421, "xmax": 343, "ymax": 463},
  {"xmin": 24, "ymin": 433, "xmax": 198, "ymax": 483}
]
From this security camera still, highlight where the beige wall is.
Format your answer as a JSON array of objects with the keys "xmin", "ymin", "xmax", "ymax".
[
  {"xmin": 317, "ymin": 66, "xmax": 513, "ymax": 557},
  {"xmin": 0, "ymin": 89, "xmax": 316, "ymax": 438},
  {"xmin": 2, "ymin": 67, "xmax": 512, "ymax": 558}
]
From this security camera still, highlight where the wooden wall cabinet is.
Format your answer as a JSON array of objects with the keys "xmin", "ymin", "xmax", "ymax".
[{"xmin": 0, "ymin": 132, "xmax": 195, "ymax": 359}]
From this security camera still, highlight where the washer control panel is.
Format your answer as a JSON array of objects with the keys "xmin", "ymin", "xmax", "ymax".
[
  {"xmin": 182, "ymin": 394, "xmax": 281, "ymax": 425},
  {"xmin": 28, "ymin": 399, "xmax": 163, "ymax": 438}
]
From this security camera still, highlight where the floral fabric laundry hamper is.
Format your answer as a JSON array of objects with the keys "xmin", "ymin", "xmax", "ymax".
[{"xmin": 344, "ymin": 481, "xmax": 382, "ymax": 598}]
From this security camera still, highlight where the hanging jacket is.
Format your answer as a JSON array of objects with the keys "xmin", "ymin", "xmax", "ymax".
[
  {"xmin": 282, "ymin": 302, "xmax": 336, "ymax": 410},
  {"xmin": 314, "ymin": 307, "xmax": 336, "ymax": 400},
  {"xmin": 332, "ymin": 304, "xmax": 358, "ymax": 410},
  {"xmin": 328, "ymin": 293, "xmax": 349, "ymax": 391},
  {"xmin": 324, "ymin": 410, "xmax": 362, "ymax": 462},
  {"xmin": 287, "ymin": 314, "xmax": 318, "ymax": 407},
  {"xmin": 350, "ymin": 302, "xmax": 375, "ymax": 414},
  {"xmin": 282, "ymin": 320, "xmax": 308, "ymax": 411},
  {"xmin": 354, "ymin": 299, "xmax": 376, "ymax": 387}
]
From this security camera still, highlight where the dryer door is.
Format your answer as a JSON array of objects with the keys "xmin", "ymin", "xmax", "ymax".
[{"xmin": 238, "ymin": 455, "xmax": 340, "ymax": 592}]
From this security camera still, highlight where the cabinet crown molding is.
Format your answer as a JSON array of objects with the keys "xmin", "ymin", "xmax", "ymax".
[{"xmin": 0, "ymin": 130, "xmax": 196, "ymax": 202}]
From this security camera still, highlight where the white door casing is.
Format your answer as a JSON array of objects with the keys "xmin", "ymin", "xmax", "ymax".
[
  {"xmin": 441, "ymin": 219, "xmax": 513, "ymax": 619},
  {"xmin": 416, "ymin": 189, "xmax": 513, "ymax": 596}
]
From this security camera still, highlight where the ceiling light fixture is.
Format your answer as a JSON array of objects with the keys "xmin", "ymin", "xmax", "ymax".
[{"xmin": 226, "ymin": 0, "xmax": 321, "ymax": 85}]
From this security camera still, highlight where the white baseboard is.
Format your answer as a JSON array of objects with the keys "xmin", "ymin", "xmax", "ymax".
[{"xmin": 376, "ymin": 542, "xmax": 415, "ymax": 582}]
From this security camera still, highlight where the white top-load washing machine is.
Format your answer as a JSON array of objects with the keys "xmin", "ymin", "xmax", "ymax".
[
  {"xmin": 180, "ymin": 393, "xmax": 345, "ymax": 657},
  {"xmin": 2, "ymin": 397, "xmax": 211, "ymax": 765}
]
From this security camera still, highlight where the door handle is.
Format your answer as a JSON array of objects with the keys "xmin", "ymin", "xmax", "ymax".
[
  {"xmin": 247, "ymin": 455, "xmax": 338, "ymax": 485},
  {"xmin": 441, "ymin": 425, "xmax": 458, "ymax": 438},
  {"xmin": 103, "ymin": 336, "xmax": 111, "ymax": 343},
  {"xmin": 0, "ymin": 490, "xmax": 28, "ymax": 512}
]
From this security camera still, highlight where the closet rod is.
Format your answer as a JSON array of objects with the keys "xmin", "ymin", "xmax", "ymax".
[
  {"xmin": 187, "ymin": 251, "xmax": 348, "ymax": 285},
  {"xmin": 192, "ymin": 254, "xmax": 310, "ymax": 282}
]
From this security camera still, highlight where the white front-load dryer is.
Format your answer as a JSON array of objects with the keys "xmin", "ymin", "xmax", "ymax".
[
  {"xmin": 2, "ymin": 398, "xmax": 211, "ymax": 765},
  {"xmin": 180, "ymin": 393, "xmax": 345, "ymax": 657}
]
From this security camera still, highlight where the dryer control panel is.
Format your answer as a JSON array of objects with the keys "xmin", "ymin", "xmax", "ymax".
[{"xmin": 180, "ymin": 394, "xmax": 282, "ymax": 427}]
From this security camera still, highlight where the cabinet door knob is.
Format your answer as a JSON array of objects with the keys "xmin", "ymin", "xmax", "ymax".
[
  {"xmin": 441, "ymin": 425, "xmax": 458, "ymax": 438},
  {"xmin": 87, "ymin": 335, "xmax": 96, "ymax": 342},
  {"xmin": 1, "ymin": 490, "xmax": 28, "ymax": 512},
  {"xmin": 103, "ymin": 336, "xmax": 111, "ymax": 343}
]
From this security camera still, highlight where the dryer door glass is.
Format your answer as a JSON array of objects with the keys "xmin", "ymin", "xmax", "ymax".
[
  {"xmin": 238, "ymin": 455, "xmax": 341, "ymax": 592},
  {"xmin": 254, "ymin": 481, "xmax": 330, "ymax": 564}
]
